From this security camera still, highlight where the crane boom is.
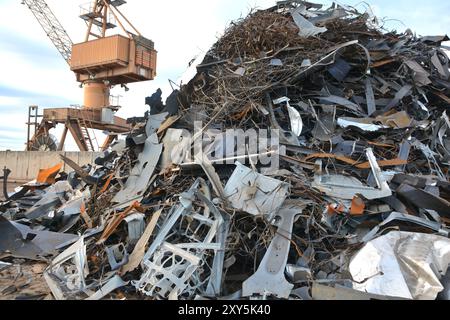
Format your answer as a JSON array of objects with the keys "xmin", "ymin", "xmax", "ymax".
[{"xmin": 22, "ymin": 0, "xmax": 73, "ymax": 64}]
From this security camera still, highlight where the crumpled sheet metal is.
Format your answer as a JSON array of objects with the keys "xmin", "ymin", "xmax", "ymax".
[
  {"xmin": 25, "ymin": 181, "xmax": 73, "ymax": 220},
  {"xmin": 350, "ymin": 232, "xmax": 450, "ymax": 300},
  {"xmin": 291, "ymin": 6, "xmax": 327, "ymax": 38},
  {"xmin": 0, "ymin": 216, "xmax": 78, "ymax": 261},
  {"xmin": 224, "ymin": 162, "xmax": 290, "ymax": 219},
  {"xmin": 112, "ymin": 133, "xmax": 162, "ymax": 208}
]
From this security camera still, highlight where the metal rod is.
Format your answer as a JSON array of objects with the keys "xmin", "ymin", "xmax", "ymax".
[
  {"xmin": 113, "ymin": 4, "xmax": 141, "ymax": 36},
  {"xmin": 101, "ymin": 0, "xmax": 130, "ymax": 39},
  {"xmin": 2, "ymin": 167, "xmax": 11, "ymax": 201}
]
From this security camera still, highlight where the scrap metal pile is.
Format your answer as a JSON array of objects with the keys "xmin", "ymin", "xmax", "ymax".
[{"xmin": 2, "ymin": 1, "xmax": 450, "ymax": 300}]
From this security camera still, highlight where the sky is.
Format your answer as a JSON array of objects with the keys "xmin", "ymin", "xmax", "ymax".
[{"xmin": 0, "ymin": 0, "xmax": 449, "ymax": 151}]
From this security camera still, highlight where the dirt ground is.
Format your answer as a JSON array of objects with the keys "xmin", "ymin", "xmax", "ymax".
[
  {"xmin": 0, "ymin": 262, "xmax": 53, "ymax": 300},
  {"xmin": 1, "ymin": 182, "xmax": 53, "ymax": 300}
]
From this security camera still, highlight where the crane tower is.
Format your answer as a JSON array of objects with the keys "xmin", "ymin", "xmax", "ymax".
[{"xmin": 22, "ymin": 0, "xmax": 157, "ymax": 151}]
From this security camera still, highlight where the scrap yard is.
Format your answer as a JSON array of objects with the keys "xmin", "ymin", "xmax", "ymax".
[{"xmin": 2, "ymin": 0, "xmax": 450, "ymax": 302}]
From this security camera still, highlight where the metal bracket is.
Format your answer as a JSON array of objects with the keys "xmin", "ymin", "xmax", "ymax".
[{"xmin": 242, "ymin": 203, "xmax": 304, "ymax": 299}]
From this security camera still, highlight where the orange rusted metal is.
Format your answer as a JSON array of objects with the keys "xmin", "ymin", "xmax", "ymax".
[
  {"xmin": 355, "ymin": 159, "xmax": 408, "ymax": 169},
  {"xmin": 305, "ymin": 153, "xmax": 407, "ymax": 169},
  {"xmin": 350, "ymin": 196, "xmax": 366, "ymax": 215},
  {"xmin": 36, "ymin": 163, "xmax": 63, "ymax": 184},
  {"xmin": 305, "ymin": 153, "xmax": 358, "ymax": 166},
  {"xmin": 80, "ymin": 201, "xmax": 93, "ymax": 229},
  {"xmin": 100, "ymin": 173, "xmax": 114, "ymax": 194},
  {"xmin": 327, "ymin": 203, "xmax": 346, "ymax": 216},
  {"xmin": 97, "ymin": 201, "xmax": 141, "ymax": 245}
]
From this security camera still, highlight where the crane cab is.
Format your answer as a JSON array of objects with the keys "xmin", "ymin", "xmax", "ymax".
[{"xmin": 70, "ymin": 34, "xmax": 157, "ymax": 85}]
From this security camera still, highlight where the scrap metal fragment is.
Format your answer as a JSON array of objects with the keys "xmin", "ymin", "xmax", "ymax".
[
  {"xmin": 1, "ymin": 167, "xmax": 11, "ymax": 201},
  {"xmin": 273, "ymin": 97, "xmax": 303, "ymax": 137},
  {"xmin": 134, "ymin": 179, "xmax": 225, "ymax": 299},
  {"xmin": 397, "ymin": 184, "xmax": 450, "ymax": 219},
  {"xmin": 120, "ymin": 209, "xmax": 162, "ymax": 275},
  {"xmin": 36, "ymin": 163, "xmax": 63, "ymax": 185},
  {"xmin": 396, "ymin": 141, "xmax": 411, "ymax": 171},
  {"xmin": 365, "ymin": 78, "xmax": 376, "ymax": 116},
  {"xmin": 328, "ymin": 59, "xmax": 351, "ymax": 81},
  {"xmin": 86, "ymin": 275, "xmax": 128, "ymax": 301},
  {"xmin": 124, "ymin": 213, "xmax": 146, "ymax": 245},
  {"xmin": 290, "ymin": 7, "xmax": 327, "ymax": 38},
  {"xmin": 337, "ymin": 117, "xmax": 387, "ymax": 132},
  {"xmin": 312, "ymin": 149, "xmax": 392, "ymax": 200},
  {"xmin": 97, "ymin": 202, "xmax": 142, "ymax": 245},
  {"xmin": 404, "ymin": 60, "xmax": 432, "ymax": 86},
  {"xmin": 351, "ymin": 232, "xmax": 450, "ymax": 300},
  {"xmin": 318, "ymin": 95, "xmax": 363, "ymax": 114},
  {"xmin": 105, "ymin": 244, "xmax": 129, "ymax": 271},
  {"xmin": 112, "ymin": 133, "xmax": 162, "ymax": 208},
  {"xmin": 194, "ymin": 152, "xmax": 227, "ymax": 201},
  {"xmin": 44, "ymin": 237, "xmax": 89, "ymax": 300},
  {"xmin": 362, "ymin": 211, "xmax": 448, "ymax": 243},
  {"xmin": 286, "ymin": 265, "xmax": 312, "ymax": 283},
  {"xmin": 205, "ymin": 213, "xmax": 229, "ymax": 297},
  {"xmin": 383, "ymin": 85, "xmax": 413, "ymax": 112},
  {"xmin": 0, "ymin": 216, "xmax": 78, "ymax": 261},
  {"xmin": 431, "ymin": 51, "xmax": 450, "ymax": 80},
  {"xmin": 0, "ymin": 261, "xmax": 11, "ymax": 271},
  {"xmin": 312, "ymin": 283, "xmax": 405, "ymax": 300},
  {"xmin": 25, "ymin": 181, "xmax": 73, "ymax": 220},
  {"xmin": 60, "ymin": 155, "xmax": 98, "ymax": 185},
  {"xmin": 224, "ymin": 162, "xmax": 290, "ymax": 220},
  {"xmin": 242, "ymin": 203, "xmax": 305, "ymax": 299},
  {"xmin": 411, "ymin": 139, "xmax": 446, "ymax": 180}
]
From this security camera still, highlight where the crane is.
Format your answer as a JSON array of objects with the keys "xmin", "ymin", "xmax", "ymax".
[
  {"xmin": 23, "ymin": 0, "xmax": 157, "ymax": 152},
  {"xmin": 21, "ymin": 0, "xmax": 73, "ymax": 64}
]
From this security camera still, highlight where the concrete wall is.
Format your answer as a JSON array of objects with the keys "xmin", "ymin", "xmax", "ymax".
[{"xmin": 0, "ymin": 151, "xmax": 102, "ymax": 182}]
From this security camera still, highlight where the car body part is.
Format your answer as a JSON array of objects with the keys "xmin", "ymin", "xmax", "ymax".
[{"xmin": 242, "ymin": 203, "xmax": 305, "ymax": 299}]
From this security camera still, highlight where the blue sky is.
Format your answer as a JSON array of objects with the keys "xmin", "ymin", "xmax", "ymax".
[{"xmin": 0, "ymin": 0, "xmax": 449, "ymax": 150}]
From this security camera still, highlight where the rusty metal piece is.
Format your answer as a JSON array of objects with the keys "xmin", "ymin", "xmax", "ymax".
[
  {"xmin": 97, "ymin": 201, "xmax": 141, "ymax": 245},
  {"xmin": 350, "ymin": 196, "xmax": 365, "ymax": 215},
  {"xmin": 100, "ymin": 173, "xmax": 114, "ymax": 194},
  {"xmin": 355, "ymin": 159, "xmax": 408, "ymax": 169},
  {"xmin": 36, "ymin": 163, "xmax": 63, "ymax": 185},
  {"xmin": 305, "ymin": 153, "xmax": 407, "ymax": 169},
  {"xmin": 80, "ymin": 201, "xmax": 93, "ymax": 229}
]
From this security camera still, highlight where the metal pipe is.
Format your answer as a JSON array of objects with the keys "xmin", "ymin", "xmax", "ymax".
[{"xmin": 2, "ymin": 167, "xmax": 11, "ymax": 201}]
